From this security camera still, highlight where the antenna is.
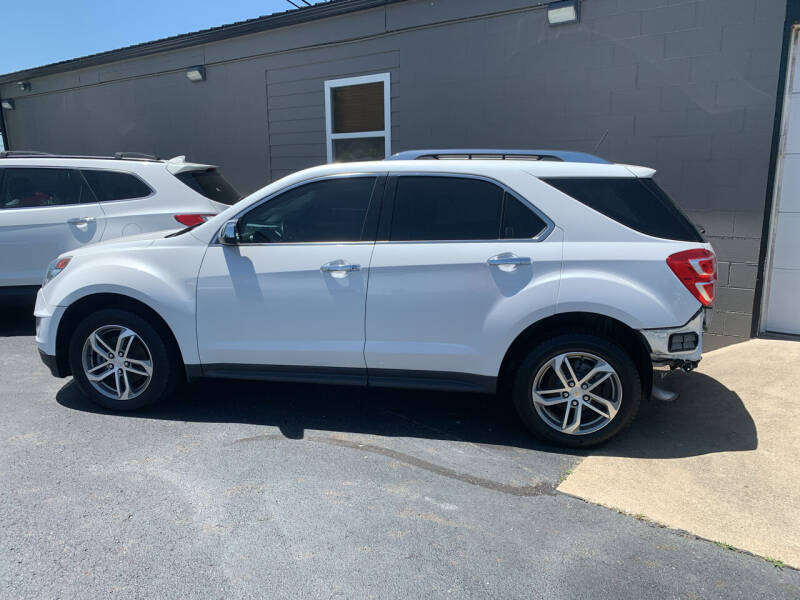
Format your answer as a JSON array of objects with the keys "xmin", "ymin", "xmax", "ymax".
[{"xmin": 594, "ymin": 129, "xmax": 609, "ymax": 154}]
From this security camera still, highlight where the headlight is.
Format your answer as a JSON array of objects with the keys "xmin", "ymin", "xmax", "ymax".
[{"xmin": 43, "ymin": 257, "xmax": 71, "ymax": 286}]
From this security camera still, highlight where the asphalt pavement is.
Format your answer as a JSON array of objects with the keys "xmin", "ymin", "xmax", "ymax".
[{"xmin": 1, "ymin": 301, "xmax": 798, "ymax": 599}]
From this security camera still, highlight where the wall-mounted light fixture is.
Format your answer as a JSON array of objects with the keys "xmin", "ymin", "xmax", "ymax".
[
  {"xmin": 186, "ymin": 66, "xmax": 206, "ymax": 82},
  {"xmin": 16, "ymin": 81, "xmax": 31, "ymax": 92},
  {"xmin": 1, "ymin": 99, "xmax": 15, "ymax": 110},
  {"xmin": 547, "ymin": 0, "xmax": 580, "ymax": 26}
]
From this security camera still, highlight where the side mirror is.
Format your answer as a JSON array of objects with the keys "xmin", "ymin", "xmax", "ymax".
[{"xmin": 219, "ymin": 220, "xmax": 239, "ymax": 245}]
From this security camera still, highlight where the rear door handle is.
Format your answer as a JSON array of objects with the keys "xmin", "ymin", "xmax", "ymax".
[
  {"xmin": 487, "ymin": 254, "xmax": 531, "ymax": 266},
  {"xmin": 67, "ymin": 217, "xmax": 96, "ymax": 226},
  {"xmin": 320, "ymin": 262, "xmax": 361, "ymax": 273}
]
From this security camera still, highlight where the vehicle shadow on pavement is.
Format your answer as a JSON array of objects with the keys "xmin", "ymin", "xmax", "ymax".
[
  {"xmin": 0, "ymin": 299, "xmax": 36, "ymax": 336},
  {"xmin": 56, "ymin": 367, "xmax": 757, "ymax": 459}
]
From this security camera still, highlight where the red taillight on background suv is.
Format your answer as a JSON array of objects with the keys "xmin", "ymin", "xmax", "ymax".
[
  {"xmin": 666, "ymin": 249, "xmax": 716, "ymax": 306},
  {"xmin": 174, "ymin": 213, "xmax": 215, "ymax": 227}
]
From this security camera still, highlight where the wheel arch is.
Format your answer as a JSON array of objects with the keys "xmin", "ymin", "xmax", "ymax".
[
  {"xmin": 498, "ymin": 311, "xmax": 653, "ymax": 399},
  {"xmin": 54, "ymin": 293, "xmax": 185, "ymax": 378}
]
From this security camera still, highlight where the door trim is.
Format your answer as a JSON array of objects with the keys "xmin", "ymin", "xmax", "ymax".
[{"xmin": 193, "ymin": 363, "xmax": 496, "ymax": 394}]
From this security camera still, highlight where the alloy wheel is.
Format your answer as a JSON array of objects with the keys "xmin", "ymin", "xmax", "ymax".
[
  {"xmin": 531, "ymin": 351, "xmax": 622, "ymax": 435},
  {"xmin": 81, "ymin": 325, "xmax": 154, "ymax": 401}
]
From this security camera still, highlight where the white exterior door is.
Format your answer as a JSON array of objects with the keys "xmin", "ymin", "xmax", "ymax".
[
  {"xmin": 364, "ymin": 175, "xmax": 562, "ymax": 380},
  {"xmin": 763, "ymin": 28, "xmax": 800, "ymax": 335},
  {"xmin": 195, "ymin": 175, "xmax": 381, "ymax": 370},
  {"xmin": 0, "ymin": 167, "xmax": 105, "ymax": 287}
]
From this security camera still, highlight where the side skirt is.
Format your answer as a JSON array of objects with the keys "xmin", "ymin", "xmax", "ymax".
[{"xmin": 188, "ymin": 363, "xmax": 496, "ymax": 394}]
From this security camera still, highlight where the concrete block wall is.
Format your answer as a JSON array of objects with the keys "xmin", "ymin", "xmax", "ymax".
[{"xmin": 558, "ymin": 0, "xmax": 786, "ymax": 348}]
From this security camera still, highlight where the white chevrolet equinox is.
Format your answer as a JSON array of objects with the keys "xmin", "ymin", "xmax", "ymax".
[{"xmin": 34, "ymin": 150, "xmax": 715, "ymax": 447}]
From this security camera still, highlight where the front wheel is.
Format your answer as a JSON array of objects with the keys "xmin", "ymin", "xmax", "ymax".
[
  {"xmin": 511, "ymin": 334, "xmax": 641, "ymax": 448},
  {"xmin": 68, "ymin": 308, "xmax": 180, "ymax": 411}
]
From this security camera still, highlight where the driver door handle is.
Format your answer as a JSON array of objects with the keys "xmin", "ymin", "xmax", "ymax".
[
  {"xmin": 487, "ymin": 254, "xmax": 531, "ymax": 266},
  {"xmin": 67, "ymin": 217, "xmax": 96, "ymax": 226},
  {"xmin": 320, "ymin": 262, "xmax": 361, "ymax": 273}
]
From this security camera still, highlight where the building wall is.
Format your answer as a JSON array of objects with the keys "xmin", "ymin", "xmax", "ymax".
[{"xmin": 0, "ymin": 0, "xmax": 787, "ymax": 346}]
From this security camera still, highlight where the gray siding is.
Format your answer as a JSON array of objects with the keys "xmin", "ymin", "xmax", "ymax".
[{"xmin": 0, "ymin": 0, "xmax": 787, "ymax": 344}]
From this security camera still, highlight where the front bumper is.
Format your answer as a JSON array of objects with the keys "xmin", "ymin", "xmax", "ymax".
[
  {"xmin": 38, "ymin": 348, "xmax": 67, "ymax": 378},
  {"xmin": 639, "ymin": 309, "xmax": 705, "ymax": 364},
  {"xmin": 34, "ymin": 288, "xmax": 67, "ymax": 374}
]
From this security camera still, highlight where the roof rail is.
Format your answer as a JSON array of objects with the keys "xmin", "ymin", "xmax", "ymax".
[
  {"xmin": 0, "ymin": 151, "xmax": 163, "ymax": 162},
  {"xmin": 386, "ymin": 149, "xmax": 611, "ymax": 164},
  {"xmin": 0, "ymin": 150, "xmax": 54, "ymax": 158},
  {"xmin": 113, "ymin": 152, "xmax": 161, "ymax": 161}
]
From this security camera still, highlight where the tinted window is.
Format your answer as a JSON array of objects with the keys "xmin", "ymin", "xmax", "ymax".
[
  {"xmin": 175, "ymin": 169, "xmax": 240, "ymax": 205},
  {"xmin": 502, "ymin": 194, "xmax": 547, "ymax": 239},
  {"xmin": 81, "ymin": 170, "xmax": 152, "ymax": 201},
  {"xmin": 238, "ymin": 177, "xmax": 376, "ymax": 244},
  {"xmin": 390, "ymin": 176, "xmax": 503, "ymax": 241},
  {"xmin": 542, "ymin": 177, "xmax": 703, "ymax": 242},
  {"xmin": 0, "ymin": 168, "xmax": 91, "ymax": 209}
]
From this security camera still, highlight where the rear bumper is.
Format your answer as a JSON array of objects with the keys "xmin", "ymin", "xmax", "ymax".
[{"xmin": 639, "ymin": 309, "xmax": 705, "ymax": 364}]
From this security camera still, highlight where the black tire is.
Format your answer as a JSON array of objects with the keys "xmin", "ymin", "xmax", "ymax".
[
  {"xmin": 511, "ymin": 334, "xmax": 641, "ymax": 448},
  {"xmin": 68, "ymin": 308, "xmax": 180, "ymax": 411}
]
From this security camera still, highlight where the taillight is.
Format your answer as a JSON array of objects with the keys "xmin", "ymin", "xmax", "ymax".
[
  {"xmin": 666, "ymin": 248, "xmax": 716, "ymax": 306},
  {"xmin": 174, "ymin": 214, "xmax": 215, "ymax": 227}
]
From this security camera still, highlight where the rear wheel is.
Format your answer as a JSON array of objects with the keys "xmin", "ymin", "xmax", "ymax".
[
  {"xmin": 511, "ymin": 334, "xmax": 641, "ymax": 447},
  {"xmin": 68, "ymin": 308, "xmax": 180, "ymax": 411}
]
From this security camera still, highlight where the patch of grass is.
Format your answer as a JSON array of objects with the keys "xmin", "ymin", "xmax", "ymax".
[
  {"xmin": 557, "ymin": 468, "xmax": 574, "ymax": 485},
  {"xmin": 634, "ymin": 513, "xmax": 646, "ymax": 521},
  {"xmin": 765, "ymin": 556, "xmax": 785, "ymax": 569},
  {"xmin": 713, "ymin": 541, "xmax": 734, "ymax": 551}
]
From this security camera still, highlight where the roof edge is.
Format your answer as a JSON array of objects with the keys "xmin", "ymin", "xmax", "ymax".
[{"xmin": 0, "ymin": 0, "xmax": 406, "ymax": 85}]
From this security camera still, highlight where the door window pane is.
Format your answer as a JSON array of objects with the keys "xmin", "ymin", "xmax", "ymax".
[
  {"xmin": 0, "ymin": 168, "xmax": 91, "ymax": 209},
  {"xmin": 333, "ymin": 137, "xmax": 386, "ymax": 162},
  {"xmin": 501, "ymin": 193, "xmax": 547, "ymax": 239},
  {"xmin": 82, "ymin": 169, "xmax": 153, "ymax": 201},
  {"xmin": 238, "ymin": 177, "xmax": 377, "ymax": 244},
  {"xmin": 332, "ymin": 82, "xmax": 384, "ymax": 133},
  {"xmin": 390, "ymin": 176, "xmax": 503, "ymax": 241}
]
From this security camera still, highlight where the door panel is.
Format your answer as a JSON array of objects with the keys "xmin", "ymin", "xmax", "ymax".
[
  {"xmin": 196, "ymin": 243, "xmax": 374, "ymax": 368},
  {"xmin": 0, "ymin": 168, "xmax": 105, "ymax": 287},
  {"xmin": 364, "ymin": 236, "xmax": 562, "ymax": 377},
  {"xmin": 364, "ymin": 174, "xmax": 562, "ymax": 378},
  {"xmin": 195, "ymin": 174, "xmax": 383, "ymax": 369}
]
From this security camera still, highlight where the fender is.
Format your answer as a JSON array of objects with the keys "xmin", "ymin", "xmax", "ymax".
[{"xmin": 42, "ymin": 238, "xmax": 207, "ymax": 366}]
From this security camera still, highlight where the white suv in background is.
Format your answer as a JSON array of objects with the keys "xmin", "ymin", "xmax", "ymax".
[
  {"xmin": 0, "ymin": 151, "xmax": 240, "ymax": 291},
  {"xmin": 34, "ymin": 150, "xmax": 715, "ymax": 447}
]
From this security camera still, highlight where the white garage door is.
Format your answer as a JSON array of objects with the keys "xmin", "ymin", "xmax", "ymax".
[{"xmin": 763, "ymin": 27, "xmax": 800, "ymax": 335}]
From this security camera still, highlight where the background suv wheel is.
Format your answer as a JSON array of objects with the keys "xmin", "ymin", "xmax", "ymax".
[
  {"xmin": 68, "ymin": 308, "xmax": 180, "ymax": 411},
  {"xmin": 512, "ymin": 334, "xmax": 641, "ymax": 448}
]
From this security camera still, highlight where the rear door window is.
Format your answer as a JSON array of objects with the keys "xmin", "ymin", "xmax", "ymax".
[
  {"xmin": 542, "ymin": 177, "xmax": 703, "ymax": 242},
  {"xmin": 390, "ymin": 176, "xmax": 504, "ymax": 241},
  {"xmin": 0, "ymin": 168, "xmax": 92, "ymax": 209},
  {"xmin": 81, "ymin": 170, "xmax": 152, "ymax": 201},
  {"xmin": 175, "ymin": 169, "xmax": 240, "ymax": 205}
]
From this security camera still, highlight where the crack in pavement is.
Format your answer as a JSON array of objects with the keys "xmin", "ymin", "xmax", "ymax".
[{"xmin": 231, "ymin": 433, "xmax": 556, "ymax": 497}]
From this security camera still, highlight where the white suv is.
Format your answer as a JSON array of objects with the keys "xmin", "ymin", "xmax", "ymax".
[
  {"xmin": 0, "ymin": 151, "xmax": 239, "ymax": 291},
  {"xmin": 34, "ymin": 150, "xmax": 715, "ymax": 447}
]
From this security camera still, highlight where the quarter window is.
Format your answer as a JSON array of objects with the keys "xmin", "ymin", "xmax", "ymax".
[
  {"xmin": 542, "ymin": 177, "xmax": 703, "ymax": 242},
  {"xmin": 81, "ymin": 170, "xmax": 152, "ymax": 202},
  {"xmin": 0, "ymin": 168, "xmax": 92, "ymax": 209},
  {"xmin": 325, "ymin": 73, "xmax": 391, "ymax": 163},
  {"xmin": 237, "ymin": 177, "xmax": 377, "ymax": 244}
]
